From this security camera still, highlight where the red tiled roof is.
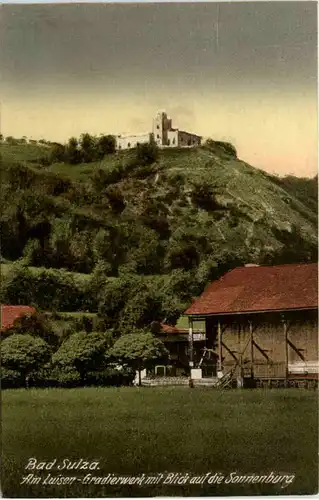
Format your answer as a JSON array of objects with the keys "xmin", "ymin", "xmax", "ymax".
[
  {"xmin": 0, "ymin": 305, "xmax": 36, "ymax": 330},
  {"xmin": 160, "ymin": 323, "xmax": 188, "ymax": 335},
  {"xmin": 185, "ymin": 263, "xmax": 318, "ymax": 316}
]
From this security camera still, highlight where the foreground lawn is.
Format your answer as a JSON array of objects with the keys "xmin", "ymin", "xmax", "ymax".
[{"xmin": 2, "ymin": 387, "xmax": 318, "ymax": 497}]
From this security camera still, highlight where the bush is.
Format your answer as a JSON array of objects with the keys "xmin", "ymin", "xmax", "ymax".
[
  {"xmin": 2, "ymin": 265, "xmax": 97, "ymax": 312},
  {"xmin": 1, "ymin": 334, "xmax": 52, "ymax": 387},
  {"xmin": 203, "ymin": 138, "xmax": 237, "ymax": 158},
  {"xmin": 2, "ymin": 311, "xmax": 59, "ymax": 348},
  {"xmin": 1, "ymin": 367, "xmax": 24, "ymax": 389},
  {"xmin": 52, "ymin": 331, "xmax": 113, "ymax": 383},
  {"xmin": 135, "ymin": 140, "xmax": 159, "ymax": 166},
  {"xmin": 85, "ymin": 367, "xmax": 134, "ymax": 387}
]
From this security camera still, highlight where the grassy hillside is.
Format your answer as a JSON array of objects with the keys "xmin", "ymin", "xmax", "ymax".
[{"xmin": 0, "ymin": 140, "xmax": 317, "ymax": 326}]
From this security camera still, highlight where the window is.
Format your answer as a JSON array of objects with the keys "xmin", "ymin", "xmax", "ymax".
[
  {"xmin": 167, "ymin": 139, "xmax": 170, "ymax": 146},
  {"xmin": 187, "ymin": 139, "xmax": 191, "ymax": 146},
  {"xmin": 128, "ymin": 142, "xmax": 131, "ymax": 148},
  {"xmin": 157, "ymin": 125, "xmax": 160, "ymax": 129},
  {"xmin": 172, "ymin": 138, "xmax": 175, "ymax": 145},
  {"xmin": 118, "ymin": 145, "xmax": 122, "ymax": 149},
  {"xmin": 157, "ymin": 134, "xmax": 160, "ymax": 139},
  {"xmin": 155, "ymin": 365, "xmax": 166, "ymax": 376}
]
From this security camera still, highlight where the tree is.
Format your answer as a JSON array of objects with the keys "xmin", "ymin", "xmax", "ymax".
[
  {"xmin": 96, "ymin": 135, "xmax": 116, "ymax": 158},
  {"xmin": 135, "ymin": 139, "xmax": 159, "ymax": 166},
  {"xmin": 49, "ymin": 143, "xmax": 66, "ymax": 164},
  {"xmin": 65, "ymin": 137, "xmax": 81, "ymax": 164},
  {"xmin": 79, "ymin": 133, "xmax": 96, "ymax": 163},
  {"xmin": 119, "ymin": 285, "xmax": 163, "ymax": 332},
  {"xmin": 4, "ymin": 312, "xmax": 59, "ymax": 348},
  {"xmin": 52, "ymin": 331, "xmax": 112, "ymax": 384},
  {"xmin": 108, "ymin": 331, "xmax": 168, "ymax": 385},
  {"xmin": 2, "ymin": 265, "xmax": 35, "ymax": 305},
  {"xmin": 1, "ymin": 334, "xmax": 51, "ymax": 387}
]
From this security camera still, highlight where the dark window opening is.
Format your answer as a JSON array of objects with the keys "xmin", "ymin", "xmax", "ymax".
[
  {"xmin": 128, "ymin": 142, "xmax": 131, "ymax": 148},
  {"xmin": 167, "ymin": 139, "xmax": 170, "ymax": 146},
  {"xmin": 157, "ymin": 125, "xmax": 160, "ymax": 129}
]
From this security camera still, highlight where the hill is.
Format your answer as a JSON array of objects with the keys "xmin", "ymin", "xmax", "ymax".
[{"xmin": 0, "ymin": 140, "xmax": 317, "ymax": 329}]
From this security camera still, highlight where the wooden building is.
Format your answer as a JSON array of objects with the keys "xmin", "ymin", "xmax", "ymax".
[
  {"xmin": 185, "ymin": 263, "xmax": 318, "ymax": 387},
  {"xmin": 150, "ymin": 320, "xmax": 207, "ymax": 378}
]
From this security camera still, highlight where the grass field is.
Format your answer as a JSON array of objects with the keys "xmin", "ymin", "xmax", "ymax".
[{"xmin": 2, "ymin": 387, "xmax": 318, "ymax": 497}]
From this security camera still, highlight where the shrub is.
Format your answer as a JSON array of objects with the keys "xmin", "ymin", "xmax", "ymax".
[
  {"xmin": 1, "ymin": 334, "xmax": 52, "ymax": 387},
  {"xmin": 52, "ymin": 331, "xmax": 113, "ymax": 383},
  {"xmin": 1, "ymin": 367, "xmax": 24, "ymax": 389}
]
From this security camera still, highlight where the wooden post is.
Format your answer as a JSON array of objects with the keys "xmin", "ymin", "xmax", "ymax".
[
  {"xmin": 249, "ymin": 320, "xmax": 254, "ymax": 379},
  {"xmin": 283, "ymin": 317, "xmax": 288, "ymax": 381},
  {"xmin": 217, "ymin": 320, "xmax": 222, "ymax": 373},
  {"xmin": 188, "ymin": 317, "xmax": 194, "ymax": 386}
]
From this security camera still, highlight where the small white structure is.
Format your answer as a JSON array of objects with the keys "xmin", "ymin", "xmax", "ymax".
[
  {"xmin": 116, "ymin": 111, "xmax": 201, "ymax": 150},
  {"xmin": 288, "ymin": 361, "xmax": 319, "ymax": 374},
  {"xmin": 133, "ymin": 368, "xmax": 147, "ymax": 386},
  {"xmin": 191, "ymin": 368, "xmax": 203, "ymax": 380},
  {"xmin": 116, "ymin": 132, "xmax": 153, "ymax": 151}
]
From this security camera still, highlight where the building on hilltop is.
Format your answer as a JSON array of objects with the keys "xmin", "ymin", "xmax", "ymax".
[{"xmin": 116, "ymin": 111, "xmax": 201, "ymax": 150}]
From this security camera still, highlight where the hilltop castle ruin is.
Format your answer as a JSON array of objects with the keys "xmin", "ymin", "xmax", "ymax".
[{"xmin": 116, "ymin": 111, "xmax": 201, "ymax": 150}]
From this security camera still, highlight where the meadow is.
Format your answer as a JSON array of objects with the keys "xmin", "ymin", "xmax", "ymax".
[{"xmin": 2, "ymin": 387, "xmax": 318, "ymax": 497}]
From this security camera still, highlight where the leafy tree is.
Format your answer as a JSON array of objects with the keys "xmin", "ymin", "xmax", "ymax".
[
  {"xmin": 190, "ymin": 182, "xmax": 224, "ymax": 211},
  {"xmin": 65, "ymin": 137, "xmax": 81, "ymax": 164},
  {"xmin": 49, "ymin": 143, "xmax": 66, "ymax": 164},
  {"xmin": 119, "ymin": 284, "xmax": 163, "ymax": 332},
  {"xmin": 5, "ymin": 136, "xmax": 19, "ymax": 145},
  {"xmin": 166, "ymin": 239, "xmax": 200, "ymax": 270},
  {"xmin": 21, "ymin": 238, "xmax": 43, "ymax": 265},
  {"xmin": 118, "ymin": 224, "xmax": 163, "ymax": 274},
  {"xmin": 97, "ymin": 276, "xmax": 132, "ymax": 325},
  {"xmin": 96, "ymin": 135, "xmax": 116, "ymax": 157},
  {"xmin": 109, "ymin": 331, "xmax": 168, "ymax": 385},
  {"xmin": 3, "ymin": 312, "xmax": 59, "ymax": 348},
  {"xmin": 135, "ymin": 139, "xmax": 159, "ymax": 166},
  {"xmin": 79, "ymin": 133, "xmax": 96, "ymax": 163},
  {"xmin": 105, "ymin": 185, "xmax": 126, "ymax": 213},
  {"xmin": 52, "ymin": 331, "xmax": 112, "ymax": 384},
  {"xmin": 2, "ymin": 265, "xmax": 35, "ymax": 305},
  {"xmin": 1, "ymin": 334, "xmax": 51, "ymax": 387}
]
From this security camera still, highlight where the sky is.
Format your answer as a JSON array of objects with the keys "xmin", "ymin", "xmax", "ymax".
[{"xmin": 0, "ymin": 2, "xmax": 317, "ymax": 176}]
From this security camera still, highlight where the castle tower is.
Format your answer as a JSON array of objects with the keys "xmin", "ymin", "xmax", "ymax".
[{"xmin": 152, "ymin": 111, "xmax": 172, "ymax": 146}]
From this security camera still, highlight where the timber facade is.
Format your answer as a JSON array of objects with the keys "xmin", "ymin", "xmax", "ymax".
[{"xmin": 184, "ymin": 263, "xmax": 318, "ymax": 388}]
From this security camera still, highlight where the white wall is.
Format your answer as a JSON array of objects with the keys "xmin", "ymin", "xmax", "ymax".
[
  {"xmin": 167, "ymin": 130, "xmax": 179, "ymax": 147},
  {"xmin": 116, "ymin": 133, "xmax": 151, "ymax": 150}
]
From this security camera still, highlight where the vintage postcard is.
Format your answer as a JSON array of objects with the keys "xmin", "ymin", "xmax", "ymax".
[{"xmin": 0, "ymin": 0, "xmax": 318, "ymax": 498}]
